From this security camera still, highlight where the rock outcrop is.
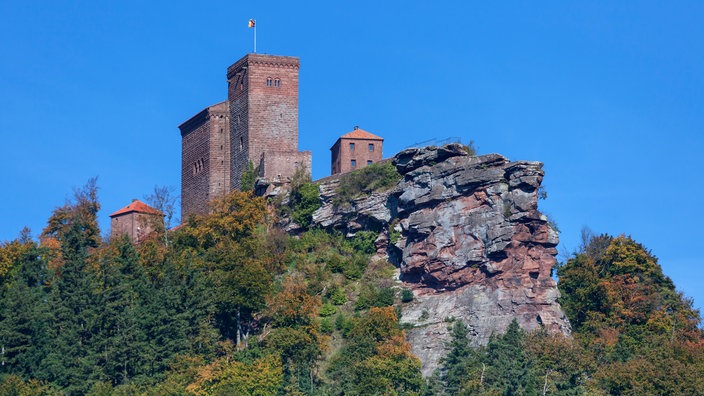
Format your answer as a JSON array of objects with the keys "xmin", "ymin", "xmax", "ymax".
[{"xmin": 310, "ymin": 144, "xmax": 570, "ymax": 376}]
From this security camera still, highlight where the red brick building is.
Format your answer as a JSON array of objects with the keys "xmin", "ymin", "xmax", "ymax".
[
  {"xmin": 109, "ymin": 200, "xmax": 163, "ymax": 243},
  {"xmin": 330, "ymin": 127, "xmax": 384, "ymax": 175},
  {"xmin": 180, "ymin": 53, "xmax": 311, "ymax": 220},
  {"xmin": 227, "ymin": 54, "xmax": 311, "ymax": 189},
  {"xmin": 179, "ymin": 101, "xmax": 230, "ymax": 218}
]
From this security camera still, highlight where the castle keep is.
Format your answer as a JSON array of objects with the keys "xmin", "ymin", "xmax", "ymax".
[{"xmin": 180, "ymin": 53, "xmax": 311, "ymax": 219}]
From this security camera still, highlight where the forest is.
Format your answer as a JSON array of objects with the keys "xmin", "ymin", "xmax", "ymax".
[{"xmin": 0, "ymin": 178, "xmax": 702, "ymax": 395}]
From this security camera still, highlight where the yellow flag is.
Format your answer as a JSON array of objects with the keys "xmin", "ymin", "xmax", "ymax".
[{"xmin": 248, "ymin": 19, "xmax": 255, "ymax": 28}]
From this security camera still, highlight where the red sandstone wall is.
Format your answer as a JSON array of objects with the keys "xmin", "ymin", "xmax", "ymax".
[
  {"xmin": 263, "ymin": 150, "xmax": 312, "ymax": 182},
  {"xmin": 227, "ymin": 54, "xmax": 301, "ymax": 186},
  {"xmin": 110, "ymin": 213, "xmax": 160, "ymax": 243},
  {"xmin": 227, "ymin": 56, "xmax": 250, "ymax": 190},
  {"xmin": 180, "ymin": 102, "xmax": 230, "ymax": 220},
  {"xmin": 207, "ymin": 102, "xmax": 230, "ymax": 204},
  {"xmin": 335, "ymin": 137, "xmax": 383, "ymax": 174},
  {"xmin": 180, "ymin": 110, "xmax": 211, "ymax": 219}
]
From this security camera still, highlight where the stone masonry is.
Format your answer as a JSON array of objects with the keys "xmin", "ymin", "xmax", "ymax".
[
  {"xmin": 180, "ymin": 53, "xmax": 311, "ymax": 219},
  {"xmin": 109, "ymin": 199, "xmax": 164, "ymax": 243},
  {"xmin": 227, "ymin": 54, "xmax": 311, "ymax": 190},
  {"xmin": 330, "ymin": 126, "xmax": 384, "ymax": 175},
  {"xmin": 179, "ymin": 101, "xmax": 230, "ymax": 219}
]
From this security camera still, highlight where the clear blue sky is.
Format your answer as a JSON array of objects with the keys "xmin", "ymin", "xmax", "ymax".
[{"xmin": 1, "ymin": 1, "xmax": 703, "ymax": 312}]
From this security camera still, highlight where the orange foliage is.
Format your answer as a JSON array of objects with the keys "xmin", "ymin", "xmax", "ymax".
[
  {"xmin": 350, "ymin": 306, "xmax": 400, "ymax": 342},
  {"xmin": 39, "ymin": 236, "xmax": 64, "ymax": 271},
  {"xmin": 0, "ymin": 239, "xmax": 31, "ymax": 278},
  {"xmin": 376, "ymin": 334, "xmax": 413, "ymax": 360},
  {"xmin": 266, "ymin": 273, "xmax": 321, "ymax": 328}
]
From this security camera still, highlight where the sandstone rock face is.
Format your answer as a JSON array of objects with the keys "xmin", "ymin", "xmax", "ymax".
[{"xmin": 310, "ymin": 144, "xmax": 570, "ymax": 376}]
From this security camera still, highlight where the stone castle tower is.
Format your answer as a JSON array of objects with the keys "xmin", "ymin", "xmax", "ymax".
[
  {"xmin": 180, "ymin": 53, "xmax": 311, "ymax": 220},
  {"xmin": 109, "ymin": 199, "xmax": 163, "ymax": 243}
]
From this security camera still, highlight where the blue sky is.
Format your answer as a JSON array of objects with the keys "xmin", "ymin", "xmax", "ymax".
[{"xmin": 1, "ymin": 1, "xmax": 702, "ymax": 312}]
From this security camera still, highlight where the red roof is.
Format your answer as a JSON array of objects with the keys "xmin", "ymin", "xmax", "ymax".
[
  {"xmin": 109, "ymin": 200, "xmax": 163, "ymax": 217},
  {"xmin": 339, "ymin": 128, "xmax": 384, "ymax": 141}
]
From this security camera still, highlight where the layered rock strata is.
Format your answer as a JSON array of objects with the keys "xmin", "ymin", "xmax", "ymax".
[{"xmin": 310, "ymin": 144, "xmax": 570, "ymax": 376}]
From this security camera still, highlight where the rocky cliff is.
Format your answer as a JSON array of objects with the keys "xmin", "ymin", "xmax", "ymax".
[{"xmin": 311, "ymin": 144, "xmax": 570, "ymax": 376}]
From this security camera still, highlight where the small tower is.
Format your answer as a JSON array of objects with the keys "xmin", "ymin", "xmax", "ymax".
[
  {"xmin": 109, "ymin": 200, "xmax": 164, "ymax": 243},
  {"xmin": 330, "ymin": 126, "xmax": 384, "ymax": 175}
]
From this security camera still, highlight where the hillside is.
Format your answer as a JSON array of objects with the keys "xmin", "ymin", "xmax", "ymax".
[{"xmin": 0, "ymin": 145, "xmax": 702, "ymax": 395}]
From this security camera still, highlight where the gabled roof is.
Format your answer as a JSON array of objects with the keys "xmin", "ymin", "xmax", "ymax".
[
  {"xmin": 109, "ymin": 200, "xmax": 163, "ymax": 218},
  {"xmin": 339, "ymin": 127, "xmax": 384, "ymax": 141}
]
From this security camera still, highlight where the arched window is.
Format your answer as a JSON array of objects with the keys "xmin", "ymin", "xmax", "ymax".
[
  {"xmin": 266, "ymin": 77, "xmax": 273, "ymax": 87},
  {"xmin": 274, "ymin": 78, "xmax": 281, "ymax": 87}
]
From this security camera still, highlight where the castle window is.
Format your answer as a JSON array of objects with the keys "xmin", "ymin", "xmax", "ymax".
[
  {"xmin": 274, "ymin": 78, "xmax": 281, "ymax": 87},
  {"xmin": 266, "ymin": 77, "xmax": 273, "ymax": 87},
  {"xmin": 349, "ymin": 142, "xmax": 355, "ymax": 151},
  {"xmin": 369, "ymin": 143, "xmax": 374, "ymax": 151},
  {"xmin": 351, "ymin": 159, "xmax": 356, "ymax": 168},
  {"xmin": 193, "ymin": 158, "xmax": 205, "ymax": 175},
  {"xmin": 240, "ymin": 137, "xmax": 244, "ymax": 151},
  {"xmin": 367, "ymin": 160, "xmax": 373, "ymax": 166}
]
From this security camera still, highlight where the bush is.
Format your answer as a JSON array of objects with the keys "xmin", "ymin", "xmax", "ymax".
[
  {"xmin": 320, "ymin": 317, "xmax": 334, "ymax": 334},
  {"xmin": 464, "ymin": 140, "xmax": 477, "ymax": 156},
  {"xmin": 355, "ymin": 286, "xmax": 396, "ymax": 310},
  {"xmin": 351, "ymin": 231, "xmax": 378, "ymax": 255},
  {"xmin": 401, "ymin": 288, "xmax": 414, "ymax": 303},
  {"xmin": 290, "ymin": 182, "xmax": 321, "ymax": 228},
  {"xmin": 333, "ymin": 162, "xmax": 401, "ymax": 207},
  {"xmin": 344, "ymin": 254, "xmax": 368, "ymax": 280},
  {"xmin": 319, "ymin": 303, "xmax": 337, "ymax": 317},
  {"xmin": 389, "ymin": 228, "xmax": 401, "ymax": 245},
  {"xmin": 240, "ymin": 161, "xmax": 257, "ymax": 192},
  {"xmin": 335, "ymin": 313, "xmax": 354, "ymax": 337},
  {"xmin": 329, "ymin": 287, "xmax": 347, "ymax": 305}
]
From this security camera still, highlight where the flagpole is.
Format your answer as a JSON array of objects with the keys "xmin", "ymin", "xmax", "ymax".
[{"xmin": 254, "ymin": 23, "xmax": 257, "ymax": 53}]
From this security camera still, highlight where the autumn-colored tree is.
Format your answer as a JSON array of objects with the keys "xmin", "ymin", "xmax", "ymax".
[
  {"xmin": 186, "ymin": 354, "xmax": 283, "ymax": 395},
  {"xmin": 0, "ymin": 229, "xmax": 33, "ymax": 280},
  {"xmin": 179, "ymin": 190, "xmax": 266, "ymax": 250},
  {"xmin": 558, "ymin": 233, "xmax": 704, "ymax": 394},
  {"xmin": 264, "ymin": 273, "xmax": 324, "ymax": 393},
  {"xmin": 41, "ymin": 177, "xmax": 101, "ymax": 255},
  {"xmin": 329, "ymin": 307, "xmax": 422, "ymax": 395}
]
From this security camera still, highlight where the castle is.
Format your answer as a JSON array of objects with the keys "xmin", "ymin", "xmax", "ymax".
[
  {"xmin": 179, "ymin": 53, "xmax": 311, "ymax": 220},
  {"xmin": 109, "ymin": 52, "xmax": 385, "ymax": 239},
  {"xmin": 177, "ymin": 52, "xmax": 384, "ymax": 220}
]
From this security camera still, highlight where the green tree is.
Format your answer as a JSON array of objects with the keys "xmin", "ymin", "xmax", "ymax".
[
  {"xmin": 240, "ymin": 161, "xmax": 257, "ymax": 192},
  {"xmin": 0, "ymin": 240, "xmax": 51, "ymax": 379},
  {"xmin": 328, "ymin": 307, "xmax": 422, "ymax": 395}
]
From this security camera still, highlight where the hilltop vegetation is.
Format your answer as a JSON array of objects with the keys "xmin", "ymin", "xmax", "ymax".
[{"xmin": 0, "ymin": 180, "xmax": 702, "ymax": 395}]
